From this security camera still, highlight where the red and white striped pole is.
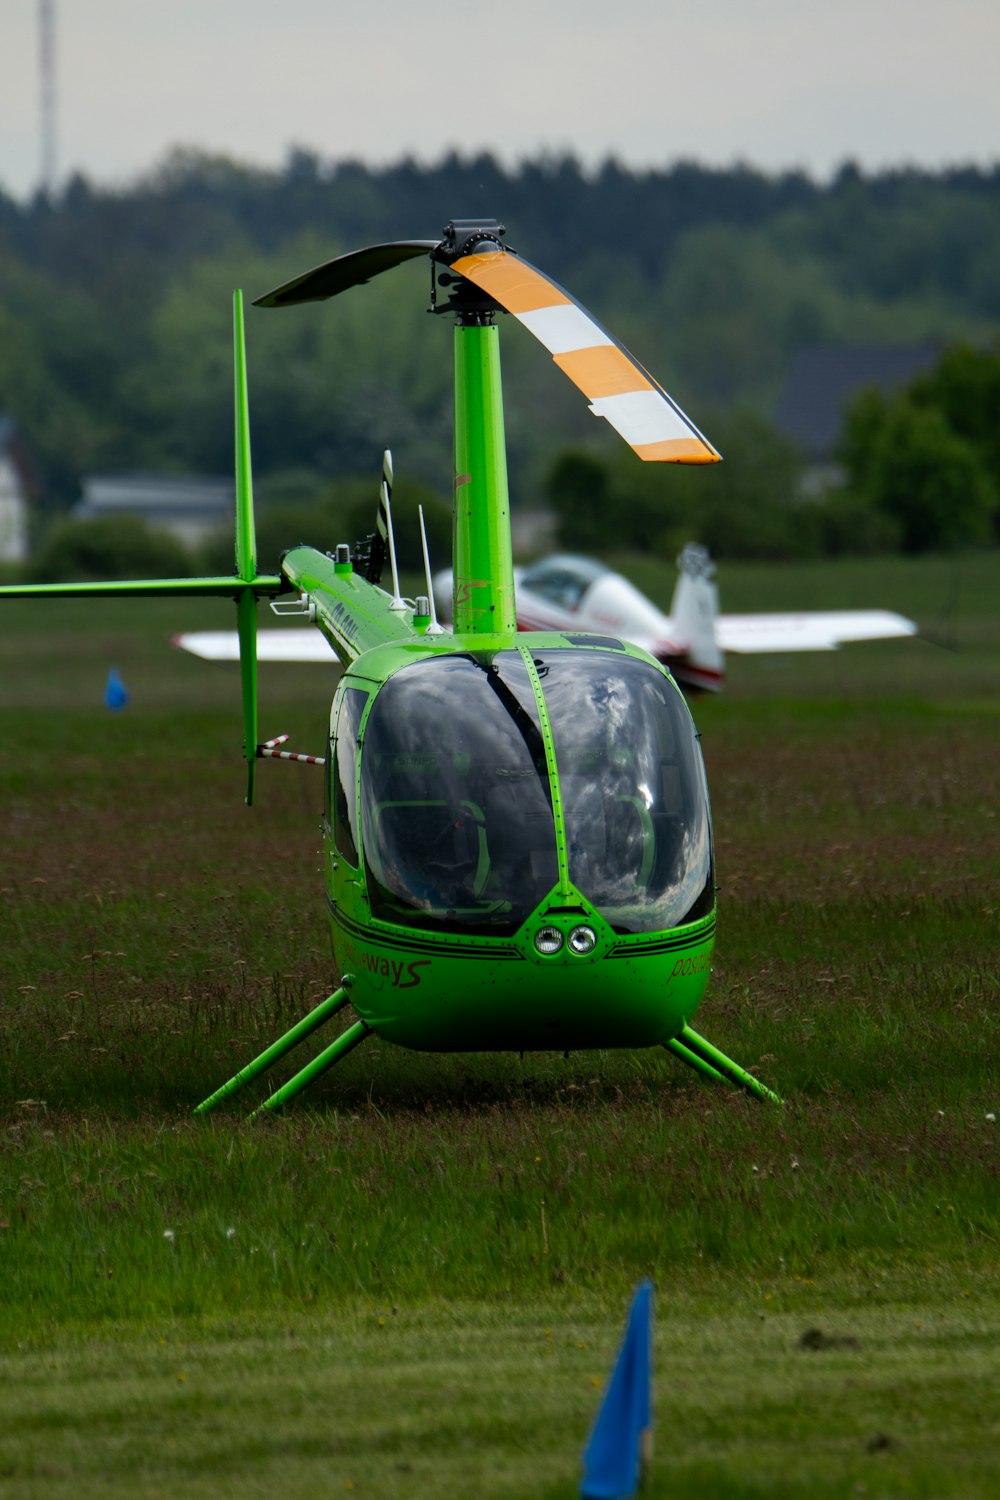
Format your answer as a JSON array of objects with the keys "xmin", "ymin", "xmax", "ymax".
[{"xmin": 256, "ymin": 734, "xmax": 325, "ymax": 766}]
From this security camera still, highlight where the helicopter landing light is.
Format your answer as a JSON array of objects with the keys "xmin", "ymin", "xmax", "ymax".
[
  {"xmin": 534, "ymin": 926, "xmax": 564, "ymax": 956},
  {"xmin": 568, "ymin": 925, "xmax": 597, "ymax": 956}
]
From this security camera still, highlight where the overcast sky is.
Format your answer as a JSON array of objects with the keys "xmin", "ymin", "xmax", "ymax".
[{"xmin": 3, "ymin": 0, "xmax": 999, "ymax": 199}]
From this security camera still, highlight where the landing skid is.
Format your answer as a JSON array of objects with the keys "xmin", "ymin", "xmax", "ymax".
[{"xmin": 196, "ymin": 994, "xmax": 780, "ymax": 1115}]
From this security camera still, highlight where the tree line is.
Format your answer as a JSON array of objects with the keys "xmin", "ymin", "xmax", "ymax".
[
  {"xmin": 1, "ymin": 148, "xmax": 998, "ymax": 572},
  {"xmin": 545, "ymin": 337, "xmax": 1000, "ymax": 562}
]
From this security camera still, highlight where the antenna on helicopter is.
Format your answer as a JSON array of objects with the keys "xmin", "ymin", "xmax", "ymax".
[
  {"xmin": 381, "ymin": 450, "xmax": 406, "ymax": 612},
  {"xmin": 352, "ymin": 449, "xmax": 393, "ymax": 584},
  {"xmin": 418, "ymin": 504, "xmax": 447, "ymax": 635}
]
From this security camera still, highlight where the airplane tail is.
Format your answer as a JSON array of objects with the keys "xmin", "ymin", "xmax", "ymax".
[{"xmin": 668, "ymin": 544, "xmax": 725, "ymax": 692}]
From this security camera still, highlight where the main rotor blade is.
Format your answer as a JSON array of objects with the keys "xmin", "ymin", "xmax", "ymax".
[
  {"xmin": 254, "ymin": 241, "xmax": 437, "ymax": 307},
  {"xmin": 450, "ymin": 250, "xmax": 720, "ymax": 464}
]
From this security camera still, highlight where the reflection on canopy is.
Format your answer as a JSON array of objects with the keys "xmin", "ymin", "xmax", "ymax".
[
  {"xmin": 540, "ymin": 651, "xmax": 714, "ymax": 932},
  {"xmin": 359, "ymin": 649, "xmax": 713, "ymax": 936}
]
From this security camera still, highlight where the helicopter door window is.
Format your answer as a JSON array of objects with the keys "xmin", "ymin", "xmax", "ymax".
[
  {"xmin": 360, "ymin": 653, "xmax": 559, "ymax": 936},
  {"xmin": 332, "ymin": 686, "xmax": 367, "ymax": 867}
]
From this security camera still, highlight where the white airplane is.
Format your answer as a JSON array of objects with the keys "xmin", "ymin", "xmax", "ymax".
[
  {"xmin": 176, "ymin": 544, "xmax": 917, "ymax": 694},
  {"xmin": 434, "ymin": 545, "xmax": 917, "ymax": 692}
]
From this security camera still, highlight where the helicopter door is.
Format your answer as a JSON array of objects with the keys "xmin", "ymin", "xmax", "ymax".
[{"xmin": 330, "ymin": 685, "xmax": 368, "ymax": 868}]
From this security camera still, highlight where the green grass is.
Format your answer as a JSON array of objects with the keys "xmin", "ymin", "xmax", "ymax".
[
  {"xmin": 3, "ymin": 1289, "xmax": 999, "ymax": 1499},
  {"xmin": 1, "ymin": 550, "xmax": 998, "ymax": 1496}
]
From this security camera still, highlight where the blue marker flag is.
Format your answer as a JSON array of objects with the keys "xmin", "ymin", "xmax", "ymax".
[
  {"xmin": 105, "ymin": 667, "xmax": 129, "ymax": 711},
  {"xmin": 580, "ymin": 1280, "xmax": 653, "ymax": 1500}
]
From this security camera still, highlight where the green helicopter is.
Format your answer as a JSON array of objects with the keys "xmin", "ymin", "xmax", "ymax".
[{"xmin": 0, "ymin": 218, "xmax": 780, "ymax": 1114}]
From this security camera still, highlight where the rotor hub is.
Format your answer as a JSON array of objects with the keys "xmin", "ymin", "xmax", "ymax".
[
  {"xmin": 430, "ymin": 220, "xmax": 510, "ymax": 323},
  {"xmin": 437, "ymin": 219, "xmax": 508, "ymax": 263}
]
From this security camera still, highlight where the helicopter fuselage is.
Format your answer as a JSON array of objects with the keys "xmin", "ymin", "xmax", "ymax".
[
  {"xmin": 319, "ymin": 625, "xmax": 716, "ymax": 1053},
  {"xmin": 1, "ymin": 224, "xmax": 783, "ymax": 1113}
]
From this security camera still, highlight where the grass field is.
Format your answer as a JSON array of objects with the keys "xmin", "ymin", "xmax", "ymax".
[{"xmin": 1, "ymin": 549, "xmax": 998, "ymax": 1498}]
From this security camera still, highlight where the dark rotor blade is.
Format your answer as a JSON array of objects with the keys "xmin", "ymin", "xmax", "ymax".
[{"xmin": 253, "ymin": 241, "xmax": 437, "ymax": 308}]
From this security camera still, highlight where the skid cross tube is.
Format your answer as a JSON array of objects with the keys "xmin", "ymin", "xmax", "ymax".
[
  {"xmin": 249, "ymin": 1019, "xmax": 372, "ymax": 1117},
  {"xmin": 663, "ymin": 1035, "xmax": 726, "ymax": 1085},
  {"xmin": 665, "ymin": 1023, "xmax": 783, "ymax": 1104},
  {"xmin": 194, "ymin": 986, "xmax": 351, "ymax": 1114}
]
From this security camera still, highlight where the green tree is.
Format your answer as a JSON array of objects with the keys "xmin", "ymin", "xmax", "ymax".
[
  {"xmin": 545, "ymin": 452, "xmax": 613, "ymax": 553},
  {"xmin": 909, "ymin": 340, "xmax": 1000, "ymax": 496},
  {"xmin": 200, "ymin": 470, "xmax": 452, "ymax": 578},
  {"xmin": 837, "ymin": 341, "xmax": 1000, "ymax": 553},
  {"xmin": 864, "ymin": 400, "xmax": 996, "ymax": 553},
  {"xmin": 544, "ymin": 412, "xmax": 809, "ymax": 562},
  {"xmin": 680, "ymin": 410, "xmax": 812, "ymax": 560},
  {"xmin": 814, "ymin": 487, "xmax": 903, "ymax": 557}
]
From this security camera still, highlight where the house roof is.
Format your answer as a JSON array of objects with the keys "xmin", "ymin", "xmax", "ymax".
[
  {"xmin": 77, "ymin": 473, "xmax": 233, "ymax": 523},
  {"xmin": 775, "ymin": 345, "xmax": 941, "ymax": 459}
]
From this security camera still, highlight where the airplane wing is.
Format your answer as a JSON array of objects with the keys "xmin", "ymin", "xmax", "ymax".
[
  {"xmin": 176, "ymin": 608, "xmax": 917, "ymax": 663},
  {"xmin": 716, "ymin": 610, "xmax": 918, "ymax": 654},
  {"xmin": 174, "ymin": 629, "xmax": 338, "ymax": 663}
]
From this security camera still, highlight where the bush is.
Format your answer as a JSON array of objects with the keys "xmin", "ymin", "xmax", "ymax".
[
  {"xmin": 815, "ymin": 488, "xmax": 902, "ymax": 557},
  {"xmin": 199, "ymin": 471, "xmax": 453, "ymax": 578},
  {"xmin": 544, "ymin": 412, "xmax": 813, "ymax": 562},
  {"xmin": 28, "ymin": 515, "xmax": 197, "ymax": 581}
]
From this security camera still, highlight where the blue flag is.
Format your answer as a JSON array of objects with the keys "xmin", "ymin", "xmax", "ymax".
[
  {"xmin": 105, "ymin": 667, "xmax": 129, "ymax": 711},
  {"xmin": 581, "ymin": 1280, "xmax": 653, "ymax": 1500}
]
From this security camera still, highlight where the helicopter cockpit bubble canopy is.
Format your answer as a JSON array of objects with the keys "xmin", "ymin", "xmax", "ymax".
[{"xmin": 358, "ymin": 647, "xmax": 713, "ymax": 938}]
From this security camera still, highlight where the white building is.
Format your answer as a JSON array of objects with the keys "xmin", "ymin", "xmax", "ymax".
[
  {"xmin": 0, "ymin": 416, "xmax": 36, "ymax": 563},
  {"xmin": 76, "ymin": 474, "xmax": 233, "ymax": 549}
]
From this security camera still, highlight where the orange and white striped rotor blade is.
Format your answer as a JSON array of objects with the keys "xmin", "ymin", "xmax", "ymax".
[{"xmin": 450, "ymin": 251, "xmax": 720, "ymax": 464}]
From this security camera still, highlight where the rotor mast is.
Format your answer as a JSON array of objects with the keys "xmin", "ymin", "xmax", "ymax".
[
  {"xmin": 451, "ymin": 320, "xmax": 516, "ymax": 636},
  {"xmin": 436, "ymin": 222, "xmax": 517, "ymax": 638}
]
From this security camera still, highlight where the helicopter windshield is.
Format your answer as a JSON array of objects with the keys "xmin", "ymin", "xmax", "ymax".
[
  {"xmin": 361, "ymin": 653, "xmax": 558, "ymax": 935},
  {"xmin": 539, "ymin": 650, "xmax": 714, "ymax": 933},
  {"xmin": 360, "ymin": 649, "xmax": 712, "ymax": 936}
]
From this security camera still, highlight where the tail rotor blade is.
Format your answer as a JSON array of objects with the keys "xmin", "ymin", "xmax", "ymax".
[
  {"xmin": 237, "ymin": 589, "xmax": 258, "ymax": 807},
  {"xmin": 233, "ymin": 289, "xmax": 257, "ymax": 582},
  {"xmin": 450, "ymin": 250, "xmax": 720, "ymax": 465},
  {"xmin": 233, "ymin": 289, "xmax": 259, "ymax": 803}
]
